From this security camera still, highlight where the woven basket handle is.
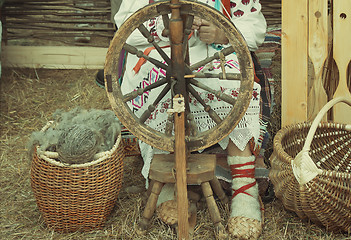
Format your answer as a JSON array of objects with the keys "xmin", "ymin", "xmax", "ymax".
[
  {"xmin": 303, "ymin": 96, "xmax": 351, "ymax": 152},
  {"xmin": 292, "ymin": 96, "xmax": 351, "ymax": 185}
]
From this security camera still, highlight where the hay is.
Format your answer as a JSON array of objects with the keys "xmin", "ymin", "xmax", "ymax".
[{"xmin": 1, "ymin": 67, "xmax": 350, "ymax": 239}]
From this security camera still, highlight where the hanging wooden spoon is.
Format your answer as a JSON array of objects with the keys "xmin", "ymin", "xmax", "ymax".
[
  {"xmin": 308, "ymin": 0, "xmax": 329, "ymax": 121},
  {"xmin": 333, "ymin": 0, "xmax": 351, "ymax": 124}
]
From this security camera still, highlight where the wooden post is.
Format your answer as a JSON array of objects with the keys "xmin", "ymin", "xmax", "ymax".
[
  {"xmin": 168, "ymin": 1, "xmax": 189, "ymax": 236},
  {"xmin": 281, "ymin": 0, "xmax": 309, "ymax": 126},
  {"xmin": 170, "ymin": 0, "xmax": 187, "ymax": 99},
  {"xmin": 172, "ymin": 95, "xmax": 189, "ymax": 240},
  {"xmin": 332, "ymin": 0, "xmax": 351, "ymax": 124}
]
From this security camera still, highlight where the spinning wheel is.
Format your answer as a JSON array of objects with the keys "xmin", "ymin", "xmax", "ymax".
[
  {"xmin": 105, "ymin": 0, "xmax": 255, "ymax": 239},
  {"xmin": 104, "ymin": 0, "xmax": 254, "ymax": 153}
]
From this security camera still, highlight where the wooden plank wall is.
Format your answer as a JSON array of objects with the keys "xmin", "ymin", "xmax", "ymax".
[
  {"xmin": 1, "ymin": 0, "xmax": 113, "ymax": 69},
  {"xmin": 260, "ymin": 0, "xmax": 281, "ymax": 26},
  {"xmin": 282, "ymin": 0, "xmax": 351, "ymax": 125},
  {"xmin": 1, "ymin": 0, "xmax": 114, "ymax": 47},
  {"xmin": 1, "ymin": 0, "xmax": 282, "ymax": 47},
  {"xmin": 1, "ymin": 0, "xmax": 283, "ymax": 69}
]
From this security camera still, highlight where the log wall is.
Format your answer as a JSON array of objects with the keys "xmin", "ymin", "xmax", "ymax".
[{"xmin": 1, "ymin": 0, "xmax": 114, "ymax": 47}]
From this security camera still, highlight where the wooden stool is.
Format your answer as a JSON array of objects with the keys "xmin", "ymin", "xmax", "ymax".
[{"xmin": 137, "ymin": 153, "xmax": 229, "ymax": 238}]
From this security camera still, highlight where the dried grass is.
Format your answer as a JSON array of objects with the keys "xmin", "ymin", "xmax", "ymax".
[{"xmin": 0, "ymin": 67, "xmax": 349, "ymax": 239}]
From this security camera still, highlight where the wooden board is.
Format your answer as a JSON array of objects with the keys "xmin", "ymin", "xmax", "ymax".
[
  {"xmin": 2, "ymin": 46, "xmax": 107, "ymax": 69},
  {"xmin": 307, "ymin": 0, "xmax": 328, "ymax": 121},
  {"xmin": 281, "ymin": 0, "xmax": 309, "ymax": 126},
  {"xmin": 332, "ymin": 0, "xmax": 351, "ymax": 124},
  {"xmin": 149, "ymin": 154, "xmax": 215, "ymax": 184}
]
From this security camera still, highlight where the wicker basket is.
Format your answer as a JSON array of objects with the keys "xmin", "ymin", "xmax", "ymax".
[
  {"xmin": 31, "ymin": 121, "xmax": 125, "ymax": 232},
  {"xmin": 269, "ymin": 97, "xmax": 351, "ymax": 232}
]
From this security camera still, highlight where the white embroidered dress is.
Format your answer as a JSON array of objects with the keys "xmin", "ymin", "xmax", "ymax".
[{"xmin": 114, "ymin": 0, "xmax": 267, "ymax": 184}]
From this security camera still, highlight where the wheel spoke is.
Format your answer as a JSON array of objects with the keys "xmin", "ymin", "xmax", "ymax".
[
  {"xmin": 123, "ymin": 43, "xmax": 168, "ymax": 70},
  {"xmin": 189, "ymin": 46, "xmax": 235, "ymax": 71},
  {"xmin": 139, "ymin": 83, "xmax": 171, "ymax": 124},
  {"xmin": 137, "ymin": 24, "xmax": 172, "ymax": 65},
  {"xmin": 165, "ymin": 114, "xmax": 174, "ymax": 136},
  {"xmin": 187, "ymin": 112, "xmax": 198, "ymax": 136},
  {"xmin": 189, "ymin": 78, "xmax": 237, "ymax": 106},
  {"xmin": 182, "ymin": 14, "xmax": 194, "ymax": 59},
  {"xmin": 189, "ymin": 72, "xmax": 241, "ymax": 80},
  {"xmin": 162, "ymin": 14, "xmax": 170, "ymax": 35},
  {"xmin": 122, "ymin": 77, "xmax": 168, "ymax": 102},
  {"xmin": 187, "ymin": 85, "xmax": 222, "ymax": 125}
]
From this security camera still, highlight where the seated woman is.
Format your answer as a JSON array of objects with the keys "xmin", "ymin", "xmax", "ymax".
[{"xmin": 114, "ymin": 0, "xmax": 270, "ymax": 239}]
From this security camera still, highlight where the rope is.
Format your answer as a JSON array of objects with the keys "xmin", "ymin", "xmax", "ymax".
[{"xmin": 230, "ymin": 161, "xmax": 256, "ymax": 199}]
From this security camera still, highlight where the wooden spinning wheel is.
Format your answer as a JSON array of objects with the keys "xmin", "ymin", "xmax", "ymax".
[
  {"xmin": 105, "ymin": 0, "xmax": 255, "ymax": 239},
  {"xmin": 104, "ymin": 0, "xmax": 254, "ymax": 153}
]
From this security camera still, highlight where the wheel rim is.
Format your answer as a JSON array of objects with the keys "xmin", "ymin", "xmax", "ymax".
[{"xmin": 105, "ymin": 0, "xmax": 254, "ymax": 152}]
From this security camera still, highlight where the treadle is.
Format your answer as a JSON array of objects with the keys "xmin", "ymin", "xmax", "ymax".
[{"xmin": 149, "ymin": 154, "xmax": 215, "ymax": 184}]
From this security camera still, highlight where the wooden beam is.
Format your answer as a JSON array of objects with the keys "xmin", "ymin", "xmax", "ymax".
[
  {"xmin": 2, "ymin": 45, "xmax": 107, "ymax": 69},
  {"xmin": 281, "ymin": 0, "xmax": 309, "ymax": 126}
]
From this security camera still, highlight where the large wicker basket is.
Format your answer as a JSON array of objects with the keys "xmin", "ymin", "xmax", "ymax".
[
  {"xmin": 269, "ymin": 97, "xmax": 351, "ymax": 232},
  {"xmin": 31, "ymin": 122, "xmax": 125, "ymax": 232}
]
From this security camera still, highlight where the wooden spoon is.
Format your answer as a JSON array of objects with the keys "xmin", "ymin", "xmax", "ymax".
[
  {"xmin": 333, "ymin": 1, "xmax": 351, "ymax": 124},
  {"xmin": 308, "ymin": 0, "xmax": 328, "ymax": 121}
]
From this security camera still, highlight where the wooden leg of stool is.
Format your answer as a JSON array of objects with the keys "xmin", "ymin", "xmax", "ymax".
[
  {"xmin": 201, "ymin": 182, "xmax": 228, "ymax": 239},
  {"xmin": 210, "ymin": 177, "xmax": 229, "ymax": 205},
  {"xmin": 136, "ymin": 180, "xmax": 164, "ymax": 235}
]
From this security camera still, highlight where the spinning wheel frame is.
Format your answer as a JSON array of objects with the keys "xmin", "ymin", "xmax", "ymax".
[{"xmin": 105, "ymin": 0, "xmax": 254, "ymax": 153}]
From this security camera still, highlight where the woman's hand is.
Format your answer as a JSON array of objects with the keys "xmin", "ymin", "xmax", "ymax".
[
  {"xmin": 197, "ymin": 19, "xmax": 229, "ymax": 45},
  {"xmin": 192, "ymin": 16, "xmax": 203, "ymax": 30}
]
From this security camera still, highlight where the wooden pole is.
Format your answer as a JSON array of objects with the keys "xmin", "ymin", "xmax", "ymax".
[
  {"xmin": 168, "ymin": 0, "xmax": 189, "ymax": 236},
  {"xmin": 172, "ymin": 95, "xmax": 189, "ymax": 240},
  {"xmin": 169, "ymin": 0, "xmax": 187, "ymax": 99}
]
